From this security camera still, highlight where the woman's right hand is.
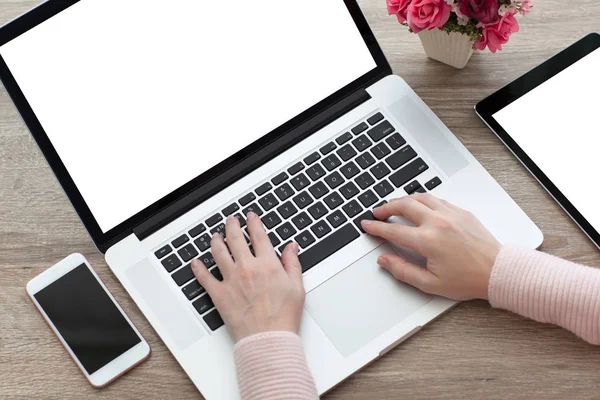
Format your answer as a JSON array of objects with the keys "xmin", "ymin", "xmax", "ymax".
[{"xmin": 361, "ymin": 193, "xmax": 502, "ymax": 301}]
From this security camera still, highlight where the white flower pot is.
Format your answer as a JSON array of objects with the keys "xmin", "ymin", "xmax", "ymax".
[{"xmin": 418, "ymin": 29, "xmax": 475, "ymax": 69}]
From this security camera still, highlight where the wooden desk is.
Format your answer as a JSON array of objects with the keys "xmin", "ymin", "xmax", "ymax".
[{"xmin": 1, "ymin": 1, "xmax": 599, "ymax": 398}]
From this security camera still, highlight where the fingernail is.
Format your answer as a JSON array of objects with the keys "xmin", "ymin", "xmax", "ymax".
[
  {"xmin": 361, "ymin": 219, "xmax": 372, "ymax": 227},
  {"xmin": 247, "ymin": 212, "xmax": 256, "ymax": 219},
  {"xmin": 378, "ymin": 256, "xmax": 389, "ymax": 269},
  {"xmin": 191, "ymin": 259, "xmax": 199, "ymax": 269}
]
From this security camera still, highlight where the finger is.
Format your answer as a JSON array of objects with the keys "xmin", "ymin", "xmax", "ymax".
[
  {"xmin": 211, "ymin": 233, "xmax": 234, "ymax": 278},
  {"xmin": 373, "ymin": 196, "xmax": 434, "ymax": 225},
  {"xmin": 224, "ymin": 215, "xmax": 252, "ymax": 262},
  {"xmin": 439, "ymin": 198, "xmax": 462, "ymax": 211},
  {"xmin": 410, "ymin": 192, "xmax": 447, "ymax": 211},
  {"xmin": 246, "ymin": 212, "xmax": 276, "ymax": 257},
  {"xmin": 191, "ymin": 259, "xmax": 220, "ymax": 295},
  {"xmin": 281, "ymin": 242, "xmax": 303, "ymax": 281},
  {"xmin": 361, "ymin": 220, "xmax": 422, "ymax": 250},
  {"xmin": 378, "ymin": 254, "xmax": 436, "ymax": 293}
]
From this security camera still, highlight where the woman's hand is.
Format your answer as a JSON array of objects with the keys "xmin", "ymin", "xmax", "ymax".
[
  {"xmin": 191, "ymin": 212, "xmax": 305, "ymax": 342},
  {"xmin": 361, "ymin": 193, "xmax": 501, "ymax": 301}
]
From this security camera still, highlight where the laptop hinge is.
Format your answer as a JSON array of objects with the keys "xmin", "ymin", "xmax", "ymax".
[{"xmin": 133, "ymin": 88, "xmax": 372, "ymax": 241}]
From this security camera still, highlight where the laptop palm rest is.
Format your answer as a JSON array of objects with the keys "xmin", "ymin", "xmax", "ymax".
[{"xmin": 304, "ymin": 243, "xmax": 433, "ymax": 357}]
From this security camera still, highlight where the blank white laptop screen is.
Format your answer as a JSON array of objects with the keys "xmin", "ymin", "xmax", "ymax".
[
  {"xmin": 0, "ymin": 0, "xmax": 377, "ymax": 232},
  {"xmin": 493, "ymin": 48, "xmax": 600, "ymax": 231}
]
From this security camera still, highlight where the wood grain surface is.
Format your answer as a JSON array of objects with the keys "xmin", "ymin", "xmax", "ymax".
[{"xmin": 1, "ymin": 1, "xmax": 599, "ymax": 399}]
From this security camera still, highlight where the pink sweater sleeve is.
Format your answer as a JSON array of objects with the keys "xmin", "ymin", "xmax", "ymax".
[
  {"xmin": 489, "ymin": 245, "xmax": 600, "ymax": 345},
  {"xmin": 233, "ymin": 331, "xmax": 319, "ymax": 400}
]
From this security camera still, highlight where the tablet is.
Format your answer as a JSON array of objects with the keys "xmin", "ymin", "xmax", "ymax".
[{"xmin": 476, "ymin": 33, "xmax": 600, "ymax": 248}]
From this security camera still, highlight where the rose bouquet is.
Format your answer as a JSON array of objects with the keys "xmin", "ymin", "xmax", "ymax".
[{"xmin": 387, "ymin": 0, "xmax": 533, "ymax": 54}]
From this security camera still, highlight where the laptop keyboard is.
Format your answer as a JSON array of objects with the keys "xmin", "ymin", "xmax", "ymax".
[{"xmin": 154, "ymin": 111, "xmax": 442, "ymax": 332}]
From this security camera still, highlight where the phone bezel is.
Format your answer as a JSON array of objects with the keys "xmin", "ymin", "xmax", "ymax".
[{"xmin": 26, "ymin": 253, "xmax": 150, "ymax": 388}]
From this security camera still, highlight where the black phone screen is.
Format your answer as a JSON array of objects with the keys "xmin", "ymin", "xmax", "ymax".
[{"xmin": 34, "ymin": 264, "xmax": 141, "ymax": 374}]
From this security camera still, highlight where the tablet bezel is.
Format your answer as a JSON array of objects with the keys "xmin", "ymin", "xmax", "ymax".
[{"xmin": 476, "ymin": 33, "xmax": 600, "ymax": 248}]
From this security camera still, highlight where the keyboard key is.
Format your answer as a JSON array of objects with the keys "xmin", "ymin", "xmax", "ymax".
[
  {"xmin": 354, "ymin": 210, "xmax": 377, "ymax": 233},
  {"xmin": 308, "ymin": 181, "xmax": 329, "ymax": 199},
  {"xmin": 306, "ymin": 164, "xmax": 326, "ymax": 181},
  {"xmin": 199, "ymin": 252, "xmax": 216, "ymax": 268},
  {"xmin": 340, "ymin": 161, "xmax": 360, "ymax": 179},
  {"xmin": 386, "ymin": 145, "xmax": 418, "ymax": 170},
  {"xmin": 292, "ymin": 212, "xmax": 313, "ymax": 230},
  {"xmin": 295, "ymin": 231, "xmax": 316, "ymax": 249},
  {"xmin": 352, "ymin": 122, "xmax": 369, "ymax": 135},
  {"xmin": 258, "ymin": 193, "xmax": 279, "ymax": 211},
  {"xmin": 210, "ymin": 267, "xmax": 223, "ymax": 281},
  {"xmin": 299, "ymin": 224, "xmax": 360, "ymax": 273},
  {"xmin": 343, "ymin": 200, "xmax": 363, "ymax": 218},
  {"xmin": 320, "ymin": 142, "xmax": 337, "ymax": 155},
  {"xmin": 352, "ymin": 135, "xmax": 372, "ymax": 152},
  {"xmin": 386, "ymin": 132, "xmax": 406, "ymax": 150},
  {"xmin": 374, "ymin": 200, "xmax": 389, "ymax": 209},
  {"xmin": 355, "ymin": 172, "xmax": 376, "ymax": 190},
  {"xmin": 161, "ymin": 254, "xmax": 182, "ymax": 273},
  {"xmin": 374, "ymin": 180, "xmax": 394, "ymax": 198},
  {"xmin": 356, "ymin": 153, "xmax": 376, "ymax": 169},
  {"xmin": 189, "ymin": 223, "xmax": 207, "ymax": 238},
  {"xmin": 367, "ymin": 112, "xmax": 384, "ymax": 125},
  {"xmin": 293, "ymin": 191, "xmax": 314, "ymax": 209},
  {"xmin": 370, "ymin": 162, "xmax": 391, "ymax": 180},
  {"xmin": 336, "ymin": 132, "xmax": 353, "ymax": 145},
  {"xmin": 203, "ymin": 309, "xmax": 224, "ymax": 331},
  {"xmin": 256, "ymin": 182, "xmax": 272, "ymax": 196},
  {"xmin": 323, "ymin": 192, "xmax": 344, "ymax": 210},
  {"xmin": 416, "ymin": 186, "xmax": 427, "ymax": 193},
  {"xmin": 233, "ymin": 213, "xmax": 246, "ymax": 228},
  {"xmin": 274, "ymin": 183, "xmax": 295, "ymax": 201},
  {"xmin": 172, "ymin": 264, "xmax": 195, "ymax": 286},
  {"xmin": 155, "ymin": 245, "xmax": 172, "ymax": 259},
  {"xmin": 390, "ymin": 158, "xmax": 430, "ymax": 188},
  {"xmin": 276, "ymin": 222, "xmax": 297, "ymax": 240},
  {"xmin": 178, "ymin": 243, "xmax": 199, "ymax": 263},
  {"xmin": 324, "ymin": 171, "xmax": 345, "ymax": 189},
  {"xmin": 206, "ymin": 214, "xmax": 223, "ymax": 228},
  {"xmin": 327, "ymin": 210, "xmax": 348, "ymax": 228},
  {"xmin": 337, "ymin": 144, "xmax": 357, "ymax": 162},
  {"xmin": 340, "ymin": 182, "xmax": 360, "ymax": 200},
  {"xmin": 279, "ymin": 241, "xmax": 293, "ymax": 253},
  {"xmin": 371, "ymin": 142, "xmax": 391, "ymax": 160},
  {"xmin": 268, "ymin": 232, "xmax": 281, "ymax": 247},
  {"xmin": 288, "ymin": 162, "xmax": 305, "ymax": 175},
  {"xmin": 277, "ymin": 202, "xmax": 298, "ymax": 219},
  {"xmin": 262, "ymin": 211, "xmax": 283, "ymax": 229},
  {"xmin": 425, "ymin": 177, "xmax": 442, "ymax": 191},
  {"xmin": 358, "ymin": 190, "xmax": 379, "ymax": 208},
  {"xmin": 193, "ymin": 294, "xmax": 214, "ymax": 315},
  {"xmin": 308, "ymin": 202, "xmax": 328, "ymax": 220},
  {"xmin": 272, "ymin": 172, "xmax": 289, "ymax": 186},
  {"xmin": 172, "ymin": 234, "xmax": 189, "ymax": 248},
  {"xmin": 291, "ymin": 173, "xmax": 311, "ymax": 191},
  {"xmin": 210, "ymin": 223, "xmax": 226, "ymax": 238},
  {"xmin": 182, "ymin": 280, "xmax": 205, "ymax": 301},
  {"xmin": 304, "ymin": 152, "xmax": 321, "ymax": 165},
  {"xmin": 367, "ymin": 121, "xmax": 395, "ymax": 142},
  {"xmin": 404, "ymin": 180, "xmax": 423, "ymax": 195},
  {"xmin": 242, "ymin": 203, "xmax": 264, "ymax": 217},
  {"xmin": 322, "ymin": 154, "xmax": 342, "ymax": 171},
  {"xmin": 311, "ymin": 220, "xmax": 332, "ymax": 239},
  {"xmin": 239, "ymin": 192, "xmax": 256, "ymax": 207},
  {"xmin": 222, "ymin": 203, "xmax": 240, "ymax": 217},
  {"xmin": 194, "ymin": 234, "xmax": 211, "ymax": 252}
]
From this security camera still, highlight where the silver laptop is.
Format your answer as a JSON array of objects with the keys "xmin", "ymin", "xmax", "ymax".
[{"xmin": 0, "ymin": 0, "xmax": 542, "ymax": 398}]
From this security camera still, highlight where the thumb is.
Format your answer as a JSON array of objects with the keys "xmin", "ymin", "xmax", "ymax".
[
  {"xmin": 378, "ymin": 254, "xmax": 436, "ymax": 293},
  {"xmin": 281, "ymin": 243, "xmax": 303, "ymax": 281}
]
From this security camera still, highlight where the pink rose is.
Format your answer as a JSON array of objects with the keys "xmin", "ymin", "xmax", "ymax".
[
  {"xmin": 387, "ymin": 0, "xmax": 412, "ymax": 23},
  {"xmin": 406, "ymin": 0, "xmax": 452, "ymax": 34},
  {"xmin": 458, "ymin": 0, "xmax": 499, "ymax": 24},
  {"xmin": 474, "ymin": 12, "xmax": 519, "ymax": 53}
]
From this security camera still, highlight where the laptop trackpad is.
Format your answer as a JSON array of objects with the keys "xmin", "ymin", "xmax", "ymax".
[{"xmin": 305, "ymin": 243, "xmax": 433, "ymax": 357}]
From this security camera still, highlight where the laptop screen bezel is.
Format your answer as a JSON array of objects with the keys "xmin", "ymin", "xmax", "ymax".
[{"xmin": 0, "ymin": 0, "xmax": 391, "ymax": 252}]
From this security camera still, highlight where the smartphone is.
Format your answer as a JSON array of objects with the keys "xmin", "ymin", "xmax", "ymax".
[{"xmin": 26, "ymin": 253, "xmax": 150, "ymax": 388}]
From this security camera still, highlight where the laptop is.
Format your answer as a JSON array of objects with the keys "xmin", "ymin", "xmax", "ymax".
[{"xmin": 0, "ymin": 0, "xmax": 543, "ymax": 398}]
